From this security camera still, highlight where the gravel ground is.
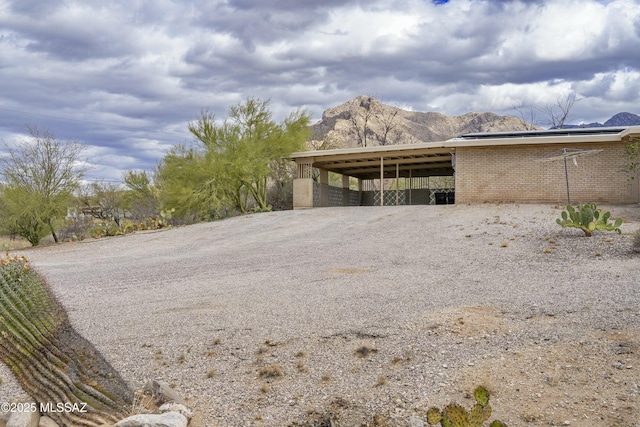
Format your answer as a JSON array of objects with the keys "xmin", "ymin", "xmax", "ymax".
[{"xmin": 2, "ymin": 203, "xmax": 640, "ymax": 427}]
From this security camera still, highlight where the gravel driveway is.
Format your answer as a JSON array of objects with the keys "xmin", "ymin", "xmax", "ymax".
[{"xmin": 2, "ymin": 204, "xmax": 640, "ymax": 426}]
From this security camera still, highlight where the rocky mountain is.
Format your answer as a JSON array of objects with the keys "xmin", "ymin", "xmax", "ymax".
[
  {"xmin": 603, "ymin": 112, "xmax": 640, "ymax": 127},
  {"xmin": 556, "ymin": 112, "xmax": 640, "ymax": 129},
  {"xmin": 308, "ymin": 96, "xmax": 538, "ymax": 149}
]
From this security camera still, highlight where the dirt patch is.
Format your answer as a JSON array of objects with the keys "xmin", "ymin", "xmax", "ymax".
[
  {"xmin": 458, "ymin": 329, "xmax": 640, "ymax": 427},
  {"xmin": 421, "ymin": 306, "xmax": 512, "ymax": 338}
]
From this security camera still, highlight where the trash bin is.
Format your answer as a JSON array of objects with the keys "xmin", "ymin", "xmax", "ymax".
[
  {"xmin": 446, "ymin": 191, "xmax": 455, "ymax": 204},
  {"xmin": 435, "ymin": 192, "xmax": 447, "ymax": 205}
]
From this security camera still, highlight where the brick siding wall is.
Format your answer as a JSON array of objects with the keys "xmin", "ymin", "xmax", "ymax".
[{"xmin": 455, "ymin": 142, "xmax": 640, "ymax": 204}]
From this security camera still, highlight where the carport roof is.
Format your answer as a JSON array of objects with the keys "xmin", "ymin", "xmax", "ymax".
[{"xmin": 289, "ymin": 126, "xmax": 640, "ymax": 180}]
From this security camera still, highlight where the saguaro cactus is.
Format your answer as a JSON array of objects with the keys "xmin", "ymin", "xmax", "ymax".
[{"xmin": 0, "ymin": 256, "xmax": 132, "ymax": 426}]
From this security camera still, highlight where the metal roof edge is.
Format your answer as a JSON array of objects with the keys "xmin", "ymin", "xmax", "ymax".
[
  {"xmin": 443, "ymin": 132, "xmax": 622, "ymax": 148},
  {"xmin": 289, "ymin": 140, "xmax": 448, "ymax": 159},
  {"xmin": 620, "ymin": 125, "xmax": 640, "ymax": 138},
  {"xmin": 290, "ymin": 126, "xmax": 640, "ymax": 159},
  {"xmin": 452, "ymin": 126, "xmax": 629, "ymax": 140}
]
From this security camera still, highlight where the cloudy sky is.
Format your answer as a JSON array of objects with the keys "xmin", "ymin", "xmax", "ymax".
[{"xmin": 1, "ymin": 0, "xmax": 639, "ymax": 181}]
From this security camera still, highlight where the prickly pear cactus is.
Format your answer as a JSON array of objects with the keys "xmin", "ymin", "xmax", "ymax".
[
  {"xmin": 443, "ymin": 404, "xmax": 468, "ymax": 427},
  {"xmin": 468, "ymin": 404, "xmax": 485, "ymax": 427},
  {"xmin": 425, "ymin": 386, "xmax": 507, "ymax": 427},
  {"xmin": 427, "ymin": 407, "xmax": 442, "ymax": 425},
  {"xmin": 0, "ymin": 256, "xmax": 132, "ymax": 426},
  {"xmin": 556, "ymin": 203, "xmax": 623, "ymax": 237},
  {"xmin": 474, "ymin": 385, "xmax": 489, "ymax": 407}
]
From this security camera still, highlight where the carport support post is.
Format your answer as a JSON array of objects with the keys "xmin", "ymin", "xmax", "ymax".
[
  {"xmin": 396, "ymin": 163, "xmax": 399, "ymax": 206},
  {"xmin": 409, "ymin": 169, "xmax": 412, "ymax": 205},
  {"xmin": 380, "ymin": 156, "xmax": 384, "ymax": 206},
  {"xmin": 342, "ymin": 174, "xmax": 350, "ymax": 206}
]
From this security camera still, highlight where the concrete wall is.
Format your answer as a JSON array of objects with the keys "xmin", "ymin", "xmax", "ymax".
[
  {"xmin": 293, "ymin": 178, "xmax": 314, "ymax": 209},
  {"xmin": 455, "ymin": 142, "xmax": 640, "ymax": 204}
]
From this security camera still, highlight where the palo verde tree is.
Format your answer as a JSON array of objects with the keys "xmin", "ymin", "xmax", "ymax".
[
  {"xmin": 186, "ymin": 98, "xmax": 311, "ymax": 213},
  {"xmin": 0, "ymin": 126, "xmax": 88, "ymax": 246},
  {"xmin": 122, "ymin": 170, "xmax": 159, "ymax": 220},
  {"xmin": 155, "ymin": 144, "xmax": 218, "ymax": 221}
]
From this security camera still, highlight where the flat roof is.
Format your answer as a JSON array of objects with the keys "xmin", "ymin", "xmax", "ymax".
[
  {"xmin": 290, "ymin": 126, "xmax": 640, "ymax": 180},
  {"xmin": 454, "ymin": 126, "xmax": 628, "ymax": 140}
]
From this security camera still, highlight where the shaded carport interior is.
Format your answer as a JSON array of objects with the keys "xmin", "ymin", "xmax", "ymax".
[
  {"xmin": 289, "ymin": 142, "xmax": 455, "ymax": 208},
  {"xmin": 303, "ymin": 144, "xmax": 454, "ymax": 179}
]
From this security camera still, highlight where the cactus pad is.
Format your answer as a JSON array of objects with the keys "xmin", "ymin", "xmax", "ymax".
[
  {"xmin": 442, "ymin": 404, "xmax": 468, "ymax": 427},
  {"xmin": 426, "ymin": 407, "xmax": 442, "ymax": 425},
  {"xmin": 483, "ymin": 404, "xmax": 493, "ymax": 421},
  {"xmin": 474, "ymin": 386, "xmax": 490, "ymax": 407},
  {"xmin": 468, "ymin": 404, "xmax": 485, "ymax": 427}
]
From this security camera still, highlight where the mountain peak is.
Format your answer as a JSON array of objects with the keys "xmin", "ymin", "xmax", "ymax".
[
  {"xmin": 603, "ymin": 112, "xmax": 640, "ymax": 127},
  {"xmin": 310, "ymin": 97, "xmax": 536, "ymax": 149}
]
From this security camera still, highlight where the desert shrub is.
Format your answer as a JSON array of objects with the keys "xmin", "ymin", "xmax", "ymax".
[
  {"xmin": 268, "ymin": 179, "xmax": 293, "ymax": 211},
  {"xmin": 556, "ymin": 203, "xmax": 622, "ymax": 237},
  {"xmin": 89, "ymin": 209, "xmax": 176, "ymax": 239},
  {"xmin": 90, "ymin": 221, "xmax": 123, "ymax": 238},
  {"xmin": 57, "ymin": 215, "xmax": 94, "ymax": 241}
]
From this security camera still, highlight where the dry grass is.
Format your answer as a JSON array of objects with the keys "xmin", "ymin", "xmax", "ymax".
[
  {"xmin": 258, "ymin": 364, "xmax": 284, "ymax": 379},
  {"xmin": 354, "ymin": 345, "xmax": 378, "ymax": 358},
  {"xmin": 0, "ymin": 236, "xmax": 34, "ymax": 251},
  {"xmin": 374, "ymin": 375, "xmax": 387, "ymax": 387}
]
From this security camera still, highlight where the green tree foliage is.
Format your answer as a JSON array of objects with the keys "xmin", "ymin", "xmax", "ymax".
[
  {"xmin": 0, "ymin": 126, "xmax": 87, "ymax": 245},
  {"xmin": 157, "ymin": 98, "xmax": 310, "ymax": 216},
  {"xmin": 122, "ymin": 170, "xmax": 159, "ymax": 220},
  {"xmin": 623, "ymin": 136, "xmax": 640, "ymax": 179},
  {"xmin": 155, "ymin": 144, "xmax": 219, "ymax": 221},
  {"xmin": 77, "ymin": 181, "xmax": 127, "ymax": 225}
]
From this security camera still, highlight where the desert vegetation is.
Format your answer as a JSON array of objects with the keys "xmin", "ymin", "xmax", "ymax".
[
  {"xmin": 0, "ymin": 98, "xmax": 310, "ymax": 246},
  {"xmin": 556, "ymin": 203, "xmax": 623, "ymax": 237}
]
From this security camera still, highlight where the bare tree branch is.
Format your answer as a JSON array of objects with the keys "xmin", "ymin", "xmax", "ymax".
[{"xmin": 539, "ymin": 93, "xmax": 577, "ymax": 129}]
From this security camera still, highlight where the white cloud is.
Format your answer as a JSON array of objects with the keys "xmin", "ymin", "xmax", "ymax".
[{"xmin": 0, "ymin": 0, "xmax": 639, "ymax": 180}]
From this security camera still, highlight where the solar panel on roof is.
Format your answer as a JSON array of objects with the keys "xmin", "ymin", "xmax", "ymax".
[{"xmin": 453, "ymin": 126, "xmax": 628, "ymax": 140}]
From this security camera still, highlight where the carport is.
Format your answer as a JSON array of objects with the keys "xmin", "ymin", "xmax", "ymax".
[
  {"xmin": 290, "ymin": 126, "xmax": 640, "ymax": 209},
  {"xmin": 290, "ymin": 142, "xmax": 455, "ymax": 208}
]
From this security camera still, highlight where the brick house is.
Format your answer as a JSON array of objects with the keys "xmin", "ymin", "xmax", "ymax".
[{"xmin": 290, "ymin": 126, "xmax": 640, "ymax": 208}]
